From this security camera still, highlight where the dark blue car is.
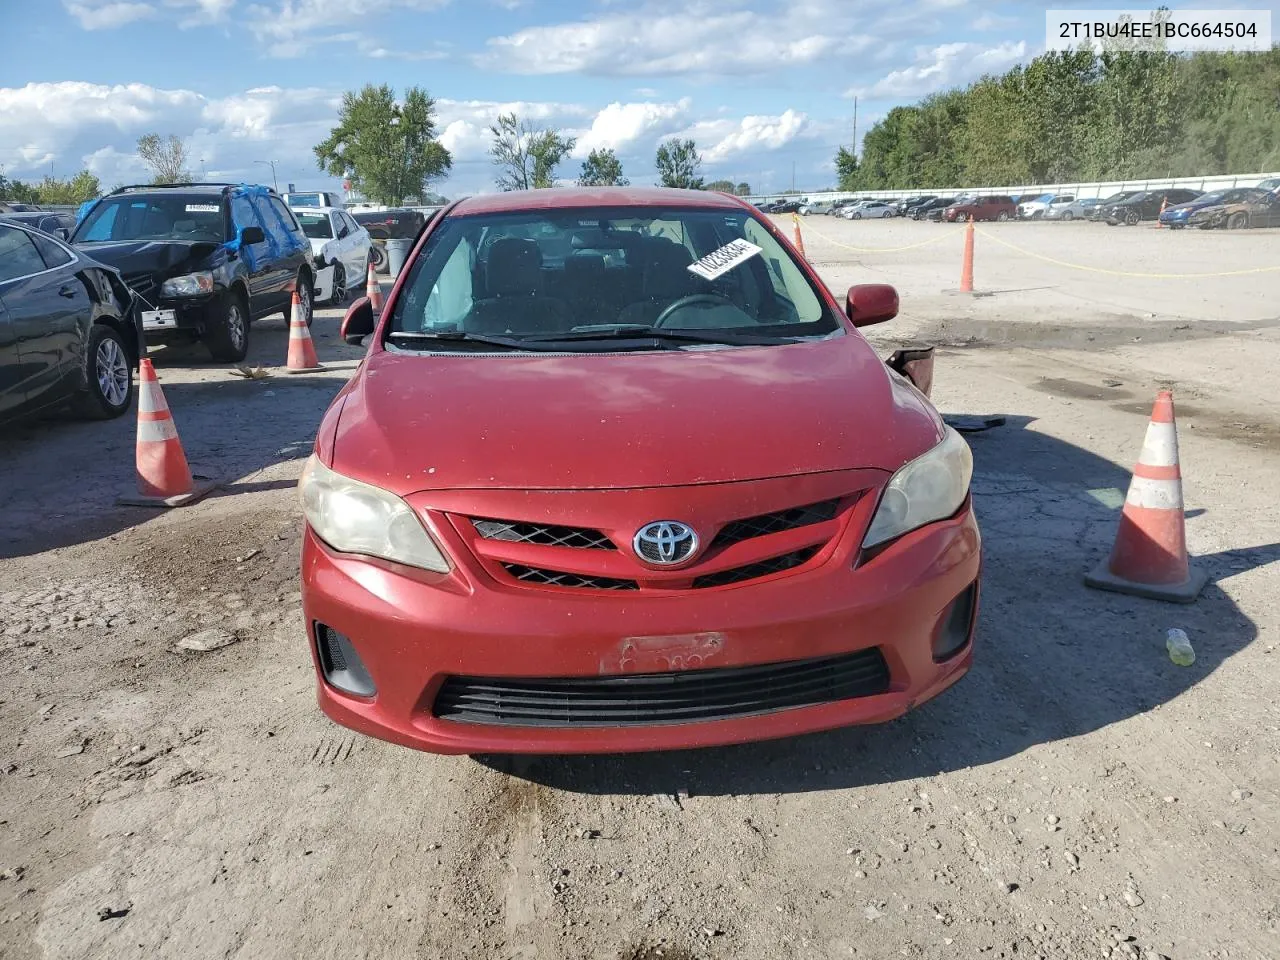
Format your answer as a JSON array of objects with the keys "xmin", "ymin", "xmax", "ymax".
[{"xmin": 1159, "ymin": 188, "xmax": 1254, "ymax": 229}]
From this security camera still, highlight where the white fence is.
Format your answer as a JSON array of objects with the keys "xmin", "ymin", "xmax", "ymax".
[{"xmin": 748, "ymin": 169, "xmax": 1280, "ymax": 205}]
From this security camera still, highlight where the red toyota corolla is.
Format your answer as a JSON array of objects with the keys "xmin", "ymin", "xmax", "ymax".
[{"xmin": 299, "ymin": 187, "xmax": 980, "ymax": 755}]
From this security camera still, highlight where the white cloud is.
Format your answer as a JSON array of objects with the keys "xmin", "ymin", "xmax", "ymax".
[
  {"xmin": 571, "ymin": 100, "xmax": 691, "ymax": 158},
  {"xmin": 244, "ymin": 0, "xmax": 451, "ymax": 54},
  {"xmin": 477, "ymin": 5, "xmax": 871, "ymax": 77},
  {"xmin": 64, "ymin": 1, "xmax": 156, "ymax": 29},
  {"xmin": 858, "ymin": 40, "xmax": 1028, "ymax": 99},
  {"xmin": 668, "ymin": 109, "xmax": 811, "ymax": 165}
]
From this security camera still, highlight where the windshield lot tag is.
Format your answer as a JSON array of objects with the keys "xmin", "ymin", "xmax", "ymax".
[
  {"xmin": 185, "ymin": 204, "xmax": 220, "ymax": 213},
  {"xmin": 687, "ymin": 238, "xmax": 762, "ymax": 280}
]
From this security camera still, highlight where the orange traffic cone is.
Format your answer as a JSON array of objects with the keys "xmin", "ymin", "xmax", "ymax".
[
  {"xmin": 791, "ymin": 213, "xmax": 806, "ymax": 258},
  {"xmin": 1085, "ymin": 390, "xmax": 1206, "ymax": 603},
  {"xmin": 284, "ymin": 291, "xmax": 322, "ymax": 373},
  {"xmin": 1155, "ymin": 197, "xmax": 1167, "ymax": 229},
  {"xmin": 366, "ymin": 260, "xmax": 384, "ymax": 314},
  {"xmin": 960, "ymin": 216, "xmax": 975, "ymax": 292},
  {"xmin": 117, "ymin": 359, "xmax": 217, "ymax": 507}
]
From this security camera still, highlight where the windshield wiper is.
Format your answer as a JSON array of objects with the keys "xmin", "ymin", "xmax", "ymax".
[
  {"xmin": 517, "ymin": 325, "xmax": 802, "ymax": 347},
  {"xmin": 386, "ymin": 330, "xmax": 540, "ymax": 351}
]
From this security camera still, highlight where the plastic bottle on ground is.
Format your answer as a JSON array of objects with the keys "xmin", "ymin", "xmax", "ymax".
[{"xmin": 1166, "ymin": 628, "xmax": 1195, "ymax": 666}]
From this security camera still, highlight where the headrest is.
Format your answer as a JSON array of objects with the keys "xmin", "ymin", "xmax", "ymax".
[
  {"xmin": 486, "ymin": 238, "xmax": 542, "ymax": 296},
  {"xmin": 641, "ymin": 238, "xmax": 698, "ymax": 299}
]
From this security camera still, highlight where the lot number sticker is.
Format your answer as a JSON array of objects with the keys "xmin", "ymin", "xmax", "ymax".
[
  {"xmin": 687, "ymin": 238, "xmax": 762, "ymax": 280},
  {"xmin": 185, "ymin": 204, "xmax": 220, "ymax": 213}
]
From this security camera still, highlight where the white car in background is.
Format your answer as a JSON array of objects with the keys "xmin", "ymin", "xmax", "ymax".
[{"xmin": 294, "ymin": 207, "xmax": 373, "ymax": 306}]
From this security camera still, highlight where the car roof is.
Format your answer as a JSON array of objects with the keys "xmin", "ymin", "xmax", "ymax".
[
  {"xmin": 451, "ymin": 186, "xmax": 746, "ymax": 216},
  {"xmin": 292, "ymin": 205, "xmax": 344, "ymax": 215}
]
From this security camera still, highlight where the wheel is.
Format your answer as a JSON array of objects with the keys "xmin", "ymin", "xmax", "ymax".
[
  {"xmin": 206, "ymin": 289, "xmax": 250, "ymax": 363},
  {"xmin": 370, "ymin": 243, "xmax": 388, "ymax": 272},
  {"xmin": 1226, "ymin": 212, "xmax": 1248, "ymax": 230},
  {"xmin": 1061, "ymin": 211, "xmax": 1074, "ymax": 222},
  {"xmin": 328, "ymin": 263, "xmax": 347, "ymax": 306},
  {"xmin": 996, "ymin": 211, "xmax": 1010, "ymax": 222},
  {"xmin": 1125, "ymin": 211, "xmax": 1140, "ymax": 226},
  {"xmin": 852, "ymin": 212, "xmax": 862, "ymax": 220},
  {"xmin": 73, "ymin": 323, "xmax": 133, "ymax": 419},
  {"xmin": 281, "ymin": 271, "xmax": 315, "ymax": 327}
]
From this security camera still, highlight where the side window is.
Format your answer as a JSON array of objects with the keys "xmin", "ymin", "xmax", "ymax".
[
  {"xmin": 0, "ymin": 226, "xmax": 49, "ymax": 282},
  {"xmin": 81, "ymin": 204, "xmax": 119, "ymax": 242},
  {"xmin": 335, "ymin": 214, "xmax": 350, "ymax": 239},
  {"xmin": 269, "ymin": 197, "xmax": 302, "ymax": 236},
  {"xmin": 231, "ymin": 195, "xmax": 262, "ymax": 235},
  {"xmin": 31, "ymin": 232, "xmax": 73, "ymax": 269}
]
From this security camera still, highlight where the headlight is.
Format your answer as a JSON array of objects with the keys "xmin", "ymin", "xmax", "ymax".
[
  {"xmin": 160, "ymin": 271, "xmax": 214, "ymax": 297},
  {"xmin": 863, "ymin": 427, "xmax": 973, "ymax": 548},
  {"xmin": 299, "ymin": 456, "xmax": 450, "ymax": 572}
]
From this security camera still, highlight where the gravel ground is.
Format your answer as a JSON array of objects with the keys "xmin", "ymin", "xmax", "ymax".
[{"xmin": 1, "ymin": 225, "xmax": 1277, "ymax": 960}]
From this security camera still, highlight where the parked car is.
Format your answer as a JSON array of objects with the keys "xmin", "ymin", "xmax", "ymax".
[
  {"xmin": 70, "ymin": 182, "xmax": 315, "ymax": 363},
  {"xmin": 302, "ymin": 186, "xmax": 979, "ymax": 755},
  {"xmin": 944, "ymin": 195, "xmax": 1016, "ymax": 222},
  {"xmin": 914, "ymin": 197, "xmax": 956, "ymax": 220},
  {"xmin": 845, "ymin": 201, "xmax": 896, "ymax": 219},
  {"xmin": 1184, "ymin": 188, "xmax": 1280, "ymax": 230},
  {"xmin": 0, "ymin": 219, "xmax": 142, "ymax": 424},
  {"xmin": 899, "ymin": 196, "xmax": 937, "ymax": 215},
  {"xmin": 1256, "ymin": 177, "xmax": 1280, "ymax": 193},
  {"xmin": 1043, "ymin": 197, "xmax": 1101, "ymax": 221},
  {"xmin": 1086, "ymin": 191, "xmax": 1136, "ymax": 221},
  {"xmin": 1103, "ymin": 189, "xmax": 1201, "ymax": 226},
  {"xmin": 0, "ymin": 211, "xmax": 78, "ymax": 241},
  {"xmin": 1018, "ymin": 194, "xmax": 1072, "ymax": 220},
  {"xmin": 284, "ymin": 191, "xmax": 346, "ymax": 210},
  {"xmin": 0, "ymin": 202, "xmax": 42, "ymax": 214},
  {"xmin": 769, "ymin": 199, "xmax": 803, "ymax": 214},
  {"xmin": 294, "ymin": 207, "xmax": 374, "ymax": 305},
  {"xmin": 353, "ymin": 208, "xmax": 431, "ymax": 272}
]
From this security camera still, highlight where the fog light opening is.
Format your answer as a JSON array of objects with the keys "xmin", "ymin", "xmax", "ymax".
[
  {"xmin": 315, "ymin": 623, "xmax": 377, "ymax": 698},
  {"xmin": 932, "ymin": 582, "xmax": 977, "ymax": 663}
]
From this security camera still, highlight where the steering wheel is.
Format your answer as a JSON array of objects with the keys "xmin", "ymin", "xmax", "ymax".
[{"xmin": 653, "ymin": 293, "xmax": 734, "ymax": 328}]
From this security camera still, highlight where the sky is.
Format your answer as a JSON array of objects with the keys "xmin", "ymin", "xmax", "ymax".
[{"xmin": 0, "ymin": 0, "xmax": 1272, "ymax": 198}]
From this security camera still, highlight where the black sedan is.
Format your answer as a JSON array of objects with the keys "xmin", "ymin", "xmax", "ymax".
[
  {"xmin": 1, "ymin": 210, "xmax": 78, "ymax": 242},
  {"xmin": 0, "ymin": 219, "xmax": 142, "ymax": 425},
  {"xmin": 1104, "ymin": 189, "xmax": 1202, "ymax": 225}
]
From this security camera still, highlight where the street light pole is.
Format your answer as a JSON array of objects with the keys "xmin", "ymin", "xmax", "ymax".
[{"xmin": 254, "ymin": 159, "xmax": 278, "ymax": 192}]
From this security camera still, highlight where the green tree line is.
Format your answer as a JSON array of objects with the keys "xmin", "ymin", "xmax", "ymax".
[
  {"xmin": 838, "ymin": 46, "xmax": 1280, "ymax": 191},
  {"xmin": 0, "ymin": 170, "xmax": 102, "ymax": 206}
]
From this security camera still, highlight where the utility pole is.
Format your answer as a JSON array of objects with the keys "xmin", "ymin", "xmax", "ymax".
[
  {"xmin": 254, "ymin": 159, "xmax": 279, "ymax": 192},
  {"xmin": 852, "ymin": 96, "xmax": 858, "ymax": 158},
  {"xmin": 791, "ymin": 160, "xmax": 796, "ymax": 192}
]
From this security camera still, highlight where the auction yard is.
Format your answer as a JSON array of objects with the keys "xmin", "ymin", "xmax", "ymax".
[{"xmin": 2, "ymin": 217, "xmax": 1278, "ymax": 960}]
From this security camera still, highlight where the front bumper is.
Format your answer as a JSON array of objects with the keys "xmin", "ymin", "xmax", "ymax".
[
  {"xmin": 313, "ymin": 264, "xmax": 336, "ymax": 302},
  {"xmin": 137, "ymin": 291, "xmax": 222, "ymax": 339},
  {"xmin": 301, "ymin": 500, "xmax": 982, "ymax": 755}
]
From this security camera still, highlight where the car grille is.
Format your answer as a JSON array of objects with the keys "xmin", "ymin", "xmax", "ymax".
[
  {"xmin": 691, "ymin": 547, "xmax": 820, "ymax": 589},
  {"xmin": 502, "ymin": 564, "xmax": 638, "ymax": 591},
  {"xmin": 474, "ymin": 519, "xmax": 615, "ymax": 551},
  {"xmin": 122, "ymin": 271, "xmax": 159, "ymax": 305},
  {"xmin": 710, "ymin": 500, "xmax": 840, "ymax": 549},
  {"xmin": 432, "ymin": 648, "xmax": 891, "ymax": 727}
]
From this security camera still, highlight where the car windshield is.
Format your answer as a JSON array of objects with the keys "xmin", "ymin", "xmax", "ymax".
[
  {"xmin": 1196, "ymin": 192, "xmax": 1226, "ymax": 204},
  {"xmin": 389, "ymin": 205, "xmax": 837, "ymax": 349},
  {"xmin": 295, "ymin": 212, "xmax": 333, "ymax": 240},
  {"xmin": 73, "ymin": 194, "xmax": 225, "ymax": 243}
]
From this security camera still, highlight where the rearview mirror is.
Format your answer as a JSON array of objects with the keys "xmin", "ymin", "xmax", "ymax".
[
  {"xmin": 846, "ymin": 283, "xmax": 899, "ymax": 328},
  {"xmin": 239, "ymin": 225, "xmax": 265, "ymax": 245},
  {"xmin": 341, "ymin": 296, "xmax": 375, "ymax": 346}
]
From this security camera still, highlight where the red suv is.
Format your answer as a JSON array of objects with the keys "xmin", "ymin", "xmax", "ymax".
[
  {"xmin": 301, "ymin": 187, "xmax": 981, "ymax": 755},
  {"xmin": 944, "ymin": 195, "xmax": 1017, "ymax": 222}
]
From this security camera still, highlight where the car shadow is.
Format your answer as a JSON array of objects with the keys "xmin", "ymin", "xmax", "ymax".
[{"xmin": 478, "ymin": 416, "xmax": 1274, "ymax": 796}]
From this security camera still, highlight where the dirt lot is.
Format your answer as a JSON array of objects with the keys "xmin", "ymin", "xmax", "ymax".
[{"xmin": 2, "ymin": 220, "xmax": 1278, "ymax": 960}]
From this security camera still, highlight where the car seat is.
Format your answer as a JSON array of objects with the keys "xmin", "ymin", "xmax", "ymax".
[
  {"xmin": 617, "ymin": 239, "xmax": 701, "ymax": 327},
  {"xmin": 468, "ymin": 238, "xmax": 569, "ymax": 335}
]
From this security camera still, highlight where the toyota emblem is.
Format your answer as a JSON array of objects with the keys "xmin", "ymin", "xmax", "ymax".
[{"xmin": 633, "ymin": 521, "xmax": 698, "ymax": 565}]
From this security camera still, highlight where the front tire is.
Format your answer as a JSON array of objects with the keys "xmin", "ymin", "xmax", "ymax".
[
  {"xmin": 1125, "ymin": 211, "xmax": 1140, "ymax": 226},
  {"xmin": 996, "ymin": 211, "xmax": 1010, "ymax": 222},
  {"xmin": 73, "ymin": 323, "xmax": 134, "ymax": 420},
  {"xmin": 282, "ymin": 271, "xmax": 315, "ymax": 327},
  {"xmin": 1226, "ymin": 212, "xmax": 1248, "ymax": 230},
  {"xmin": 1062, "ymin": 211, "xmax": 1074, "ymax": 222},
  {"xmin": 328, "ymin": 263, "xmax": 346, "ymax": 306},
  {"xmin": 206, "ymin": 290, "xmax": 250, "ymax": 363}
]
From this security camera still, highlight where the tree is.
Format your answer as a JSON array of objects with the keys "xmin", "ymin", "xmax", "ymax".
[
  {"xmin": 706, "ymin": 179, "xmax": 735, "ymax": 193},
  {"xmin": 33, "ymin": 171, "xmax": 101, "ymax": 205},
  {"xmin": 314, "ymin": 84, "xmax": 452, "ymax": 205},
  {"xmin": 655, "ymin": 139, "xmax": 704, "ymax": 189},
  {"xmin": 835, "ymin": 146, "xmax": 859, "ymax": 191},
  {"xmin": 490, "ymin": 113, "xmax": 576, "ymax": 190},
  {"xmin": 734, "ymin": 182, "xmax": 752, "ymax": 196},
  {"xmin": 577, "ymin": 148, "xmax": 629, "ymax": 186},
  {"xmin": 0, "ymin": 175, "xmax": 40, "ymax": 204},
  {"xmin": 137, "ymin": 133, "xmax": 192, "ymax": 183}
]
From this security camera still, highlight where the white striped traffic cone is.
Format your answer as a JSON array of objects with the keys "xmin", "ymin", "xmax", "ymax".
[
  {"xmin": 1085, "ymin": 390, "xmax": 1206, "ymax": 603},
  {"xmin": 284, "ymin": 290, "xmax": 322, "ymax": 373},
  {"xmin": 366, "ymin": 260, "xmax": 384, "ymax": 314},
  {"xmin": 117, "ymin": 359, "xmax": 218, "ymax": 507}
]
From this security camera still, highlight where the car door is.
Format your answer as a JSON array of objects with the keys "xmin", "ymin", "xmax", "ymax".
[
  {"xmin": 267, "ymin": 196, "xmax": 308, "ymax": 301},
  {"xmin": 0, "ymin": 223, "xmax": 85, "ymax": 414},
  {"xmin": 344, "ymin": 213, "xmax": 372, "ymax": 275},
  {"xmin": 330, "ymin": 212, "xmax": 353, "ymax": 275},
  {"xmin": 231, "ymin": 193, "xmax": 274, "ymax": 312},
  {"xmin": 0, "ymin": 293, "xmax": 20, "ymax": 418}
]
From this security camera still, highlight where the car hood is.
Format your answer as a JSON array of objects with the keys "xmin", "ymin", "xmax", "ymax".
[
  {"xmin": 72, "ymin": 239, "xmax": 222, "ymax": 277},
  {"xmin": 331, "ymin": 335, "xmax": 943, "ymax": 494}
]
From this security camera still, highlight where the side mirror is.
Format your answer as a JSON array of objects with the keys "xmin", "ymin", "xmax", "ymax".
[
  {"xmin": 240, "ymin": 225, "xmax": 265, "ymax": 245},
  {"xmin": 341, "ymin": 296, "xmax": 375, "ymax": 346},
  {"xmin": 846, "ymin": 283, "xmax": 899, "ymax": 328}
]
